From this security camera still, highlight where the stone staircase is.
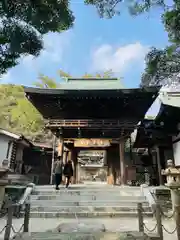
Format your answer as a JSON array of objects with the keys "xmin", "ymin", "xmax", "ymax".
[
  {"xmin": 15, "ymin": 232, "xmax": 160, "ymax": 240},
  {"xmin": 29, "ymin": 184, "xmax": 153, "ymax": 218}
]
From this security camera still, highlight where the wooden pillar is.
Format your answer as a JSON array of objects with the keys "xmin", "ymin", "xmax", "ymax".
[
  {"xmin": 57, "ymin": 135, "xmax": 64, "ymax": 161},
  {"xmin": 57, "ymin": 135, "xmax": 65, "ymax": 184},
  {"xmin": 119, "ymin": 140, "xmax": 126, "ymax": 185},
  {"xmin": 71, "ymin": 148, "xmax": 77, "ymax": 184},
  {"xmin": 156, "ymin": 146, "xmax": 164, "ymax": 185}
]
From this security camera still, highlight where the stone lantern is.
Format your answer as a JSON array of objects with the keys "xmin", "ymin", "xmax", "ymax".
[
  {"xmin": 162, "ymin": 159, "xmax": 180, "ymax": 188},
  {"xmin": 162, "ymin": 159, "xmax": 180, "ymax": 207}
]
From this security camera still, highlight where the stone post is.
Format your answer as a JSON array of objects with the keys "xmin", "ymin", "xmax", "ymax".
[
  {"xmin": 0, "ymin": 169, "xmax": 9, "ymax": 209},
  {"xmin": 162, "ymin": 159, "xmax": 180, "ymax": 240},
  {"xmin": 23, "ymin": 203, "xmax": 30, "ymax": 232},
  {"xmin": 4, "ymin": 200, "xmax": 13, "ymax": 240}
]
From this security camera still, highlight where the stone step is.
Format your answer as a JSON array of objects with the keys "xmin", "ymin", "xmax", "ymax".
[
  {"xmin": 34, "ymin": 186, "xmax": 141, "ymax": 191},
  {"xmin": 14, "ymin": 231, "xmax": 159, "ymax": 240},
  {"xmin": 32, "ymin": 190, "xmax": 141, "ymax": 196},
  {"xmin": 35, "ymin": 184, "xmax": 141, "ymax": 189},
  {"xmin": 31, "ymin": 195, "xmax": 146, "ymax": 201},
  {"xmin": 33, "ymin": 186, "xmax": 141, "ymax": 193},
  {"xmin": 29, "ymin": 211, "xmax": 153, "ymax": 218},
  {"xmin": 30, "ymin": 206, "xmax": 151, "ymax": 213},
  {"xmin": 30, "ymin": 200, "xmax": 149, "ymax": 207}
]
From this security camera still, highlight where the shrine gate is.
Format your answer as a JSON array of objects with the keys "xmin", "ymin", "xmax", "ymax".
[{"xmin": 24, "ymin": 78, "xmax": 159, "ymax": 185}]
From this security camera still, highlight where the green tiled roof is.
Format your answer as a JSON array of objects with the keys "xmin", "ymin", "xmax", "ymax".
[{"xmin": 58, "ymin": 78, "xmax": 123, "ymax": 90}]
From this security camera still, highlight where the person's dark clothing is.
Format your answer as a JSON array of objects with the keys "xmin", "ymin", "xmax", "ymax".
[
  {"xmin": 54, "ymin": 160, "xmax": 63, "ymax": 190},
  {"xmin": 65, "ymin": 176, "xmax": 71, "ymax": 188},
  {"xmin": 63, "ymin": 161, "xmax": 73, "ymax": 188},
  {"xmin": 55, "ymin": 174, "xmax": 62, "ymax": 189},
  {"xmin": 63, "ymin": 162, "xmax": 73, "ymax": 177}
]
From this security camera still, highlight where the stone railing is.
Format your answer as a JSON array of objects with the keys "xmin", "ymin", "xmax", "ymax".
[
  {"xmin": 0, "ymin": 199, "xmax": 30, "ymax": 240},
  {"xmin": 14, "ymin": 183, "xmax": 35, "ymax": 217}
]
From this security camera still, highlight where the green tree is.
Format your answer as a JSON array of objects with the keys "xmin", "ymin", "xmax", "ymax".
[
  {"xmin": 85, "ymin": 0, "xmax": 166, "ymax": 18},
  {"xmin": 0, "ymin": 84, "xmax": 44, "ymax": 140},
  {"xmin": 34, "ymin": 74, "xmax": 59, "ymax": 88},
  {"xmin": 0, "ymin": 0, "xmax": 74, "ymax": 75},
  {"xmin": 141, "ymin": 45, "xmax": 180, "ymax": 86}
]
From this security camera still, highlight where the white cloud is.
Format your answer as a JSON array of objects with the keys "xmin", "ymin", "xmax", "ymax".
[
  {"xmin": 0, "ymin": 31, "xmax": 72, "ymax": 83},
  {"xmin": 0, "ymin": 71, "xmax": 11, "ymax": 83},
  {"xmin": 21, "ymin": 30, "xmax": 72, "ymax": 69},
  {"xmin": 91, "ymin": 42, "xmax": 149, "ymax": 73}
]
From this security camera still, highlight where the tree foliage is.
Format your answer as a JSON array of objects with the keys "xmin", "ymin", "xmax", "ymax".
[
  {"xmin": 1, "ymin": 0, "xmax": 180, "ymax": 83},
  {"xmin": 34, "ymin": 74, "xmax": 59, "ymax": 89},
  {"xmin": 0, "ymin": 0, "xmax": 74, "ymax": 75},
  {"xmin": 0, "ymin": 84, "xmax": 44, "ymax": 140},
  {"xmin": 138, "ymin": 0, "xmax": 180, "ymax": 86},
  {"xmin": 141, "ymin": 46, "xmax": 180, "ymax": 86},
  {"xmin": 85, "ymin": 0, "xmax": 166, "ymax": 18}
]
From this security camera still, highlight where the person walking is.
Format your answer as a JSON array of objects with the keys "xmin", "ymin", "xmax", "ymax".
[
  {"xmin": 63, "ymin": 160, "xmax": 73, "ymax": 189},
  {"xmin": 54, "ymin": 157, "xmax": 63, "ymax": 190}
]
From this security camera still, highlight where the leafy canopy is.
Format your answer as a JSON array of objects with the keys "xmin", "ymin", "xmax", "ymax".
[
  {"xmin": 141, "ymin": 46, "xmax": 180, "ymax": 86},
  {"xmin": 0, "ymin": 0, "xmax": 74, "ymax": 75}
]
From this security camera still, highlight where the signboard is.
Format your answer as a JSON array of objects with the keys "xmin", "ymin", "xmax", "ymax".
[{"xmin": 74, "ymin": 139, "xmax": 110, "ymax": 148}]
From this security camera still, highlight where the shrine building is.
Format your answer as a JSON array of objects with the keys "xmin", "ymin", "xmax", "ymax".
[
  {"xmin": 24, "ymin": 78, "xmax": 159, "ymax": 185},
  {"xmin": 133, "ymin": 89, "xmax": 180, "ymax": 186}
]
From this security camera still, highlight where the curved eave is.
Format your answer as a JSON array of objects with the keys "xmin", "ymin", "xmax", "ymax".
[
  {"xmin": 24, "ymin": 86, "xmax": 160, "ymax": 95},
  {"xmin": 24, "ymin": 86, "xmax": 160, "ymax": 122},
  {"xmin": 155, "ymin": 104, "xmax": 180, "ymax": 125}
]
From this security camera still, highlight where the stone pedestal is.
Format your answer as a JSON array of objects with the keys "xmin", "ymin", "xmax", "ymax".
[{"xmin": 162, "ymin": 160, "xmax": 180, "ymax": 240}]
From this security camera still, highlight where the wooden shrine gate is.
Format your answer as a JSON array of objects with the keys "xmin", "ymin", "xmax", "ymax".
[{"xmin": 24, "ymin": 78, "xmax": 159, "ymax": 185}]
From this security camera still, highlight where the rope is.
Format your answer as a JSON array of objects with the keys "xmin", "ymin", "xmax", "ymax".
[
  {"xmin": 143, "ymin": 222, "xmax": 157, "ymax": 233},
  {"xmin": 10, "ymin": 224, "xmax": 24, "ymax": 240},
  {"xmin": 162, "ymin": 224, "xmax": 177, "ymax": 234},
  {"xmin": 11, "ymin": 224, "xmax": 24, "ymax": 234},
  {"xmin": 0, "ymin": 225, "xmax": 7, "ymax": 234},
  {"xmin": 160, "ymin": 207, "xmax": 175, "ymax": 219}
]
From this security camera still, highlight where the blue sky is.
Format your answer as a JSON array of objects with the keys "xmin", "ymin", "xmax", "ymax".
[{"xmin": 1, "ymin": 2, "xmax": 168, "ymax": 91}]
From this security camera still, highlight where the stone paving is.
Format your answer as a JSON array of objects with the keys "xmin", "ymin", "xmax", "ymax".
[{"xmin": 0, "ymin": 217, "xmax": 177, "ymax": 240}]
